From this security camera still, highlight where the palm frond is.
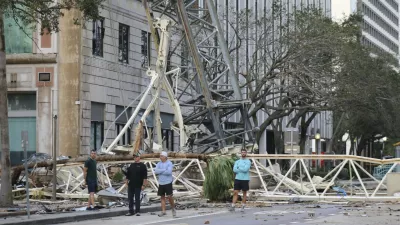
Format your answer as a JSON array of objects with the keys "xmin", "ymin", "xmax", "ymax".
[{"xmin": 203, "ymin": 155, "xmax": 238, "ymax": 201}]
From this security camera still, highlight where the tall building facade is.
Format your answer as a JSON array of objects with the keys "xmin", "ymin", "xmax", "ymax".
[{"xmin": 332, "ymin": 0, "xmax": 399, "ymax": 56}]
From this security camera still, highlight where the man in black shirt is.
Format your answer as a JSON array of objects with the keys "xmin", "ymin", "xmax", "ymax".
[
  {"xmin": 84, "ymin": 150, "xmax": 97, "ymax": 210},
  {"xmin": 124, "ymin": 152, "xmax": 148, "ymax": 216}
]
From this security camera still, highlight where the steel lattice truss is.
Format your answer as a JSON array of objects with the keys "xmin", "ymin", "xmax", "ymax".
[{"xmin": 142, "ymin": 0, "xmax": 254, "ymax": 153}]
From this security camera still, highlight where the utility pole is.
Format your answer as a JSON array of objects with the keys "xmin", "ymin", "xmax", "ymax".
[
  {"xmin": 21, "ymin": 131, "xmax": 30, "ymax": 218},
  {"xmin": 52, "ymin": 115, "xmax": 58, "ymax": 201}
]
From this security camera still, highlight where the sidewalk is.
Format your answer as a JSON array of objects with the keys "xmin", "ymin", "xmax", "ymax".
[{"xmin": 0, "ymin": 205, "xmax": 165, "ymax": 225}]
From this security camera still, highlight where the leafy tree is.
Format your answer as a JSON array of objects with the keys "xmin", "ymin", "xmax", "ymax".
[
  {"xmin": 230, "ymin": 6, "xmax": 362, "ymax": 153},
  {"xmin": 226, "ymin": 2, "xmax": 400, "ymax": 156},
  {"xmin": 332, "ymin": 42, "xmax": 400, "ymax": 155},
  {"xmin": 0, "ymin": 0, "xmax": 105, "ymax": 207}
]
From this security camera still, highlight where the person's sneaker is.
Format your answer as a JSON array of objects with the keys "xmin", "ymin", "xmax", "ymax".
[
  {"xmin": 158, "ymin": 211, "xmax": 167, "ymax": 217},
  {"xmin": 125, "ymin": 212, "xmax": 134, "ymax": 216},
  {"xmin": 172, "ymin": 208, "xmax": 177, "ymax": 218},
  {"xmin": 86, "ymin": 207, "xmax": 93, "ymax": 211},
  {"xmin": 136, "ymin": 213, "xmax": 140, "ymax": 216}
]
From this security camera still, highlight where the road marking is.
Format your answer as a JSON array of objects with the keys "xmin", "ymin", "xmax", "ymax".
[{"xmin": 134, "ymin": 211, "xmax": 228, "ymax": 225}]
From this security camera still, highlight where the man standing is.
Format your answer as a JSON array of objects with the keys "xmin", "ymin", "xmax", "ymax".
[
  {"xmin": 84, "ymin": 149, "xmax": 98, "ymax": 210},
  {"xmin": 125, "ymin": 152, "xmax": 148, "ymax": 216},
  {"xmin": 230, "ymin": 149, "xmax": 251, "ymax": 212},
  {"xmin": 154, "ymin": 151, "xmax": 176, "ymax": 217}
]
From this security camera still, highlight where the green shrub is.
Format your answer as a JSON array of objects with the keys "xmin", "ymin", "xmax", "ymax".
[
  {"xmin": 203, "ymin": 155, "xmax": 238, "ymax": 201},
  {"xmin": 112, "ymin": 171, "xmax": 124, "ymax": 183}
]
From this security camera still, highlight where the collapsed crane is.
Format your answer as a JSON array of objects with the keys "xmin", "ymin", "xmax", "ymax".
[{"xmin": 105, "ymin": 0, "xmax": 257, "ymax": 155}]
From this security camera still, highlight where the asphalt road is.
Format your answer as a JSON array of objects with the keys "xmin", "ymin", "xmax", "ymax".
[{"xmin": 55, "ymin": 204, "xmax": 342, "ymax": 225}]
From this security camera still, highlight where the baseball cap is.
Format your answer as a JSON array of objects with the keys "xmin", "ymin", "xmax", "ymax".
[
  {"xmin": 160, "ymin": 151, "xmax": 168, "ymax": 157},
  {"xmin": 133, "ymin": 152, "xmax": 141, "ymax": 157}
]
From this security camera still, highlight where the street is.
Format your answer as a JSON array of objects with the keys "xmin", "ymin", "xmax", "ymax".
[
  {"xmin": 54, "ymin": 205, "xmax": 341, "ymax": 225},
  {"xmin": 52, "ymin": 203, "xmax": 400, "ymax": 225}
]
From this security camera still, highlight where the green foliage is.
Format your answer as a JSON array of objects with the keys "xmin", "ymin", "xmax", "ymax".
[
  {"xmin": 0, "ymin": 0, "xmax": 105, "ymax": 35},
  {"xmin": 203, "ymin": 155, "xmax": 238, "ymax": 202},
  {"xmin": 112, "ymin": 170, "xmax": 124, "ymax": 183},
  {"xmin": 333, "ymin": 37, "xmax": 400, "ymax": 147},
  {"xmin": 233, "ymin": 3, "xmax": 400, "ymax": 148}
]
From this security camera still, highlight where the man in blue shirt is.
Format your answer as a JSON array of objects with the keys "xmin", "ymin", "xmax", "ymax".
[
  {"xmin": 154, "ymin": 151, "xmax": 176, "ymax": 217},
  {"xmin": 230, "ymin": 149, "xmax": 251, "ymax": 212}
]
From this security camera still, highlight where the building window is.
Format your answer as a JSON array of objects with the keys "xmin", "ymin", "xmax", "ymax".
[
  {"xmin": 367, "ymin": 0, "xmax": 398, "ymax": 25},
  {"xmin": 385, "ymin": 0, "xmax": 398, "ymax": 12},
  {"xmin": 142, "ymin": 127, "xmax": 173, "ymax": 151},
  {"xmin": 162, "ymin": 129, "xmax": 174, "ymax": 151},
  {"xmin": 115, "ymin": 106, "xmax": 132, "ymax": 145},
  {"xmin": 8, "ymin": 93, "xmax": 36, "ymax": 111},
  {"xmin": 362, "ymin": 20, "xmax": 399, "ymax": 54},
  {"xmin": 91, "ymin": 121, "xmax": 104, "ymax": 150},
  {"xmin": 143, "ymin": 127, "xmax": 154, "ymax": 139},
  {"xmin": 362, "ymin": 4, "xmax": 398, "ymax": 39},
  {"xmin": 91, "ymin": 102, "xmax": 105, "ymax": 150},
  {"xmin": 141, "ymin": 30, "xmax": 151, "ymax": 68},
  {"xmin": 93, "ymin": 18, "xmax": 104, "ymax": 57},
  {"xmin": 4, "ymin": 15, "xmax": 33, "ymax": 54},
  {"xmin": 38, "ymin": 73, "xmax": 51, "ymax": 82},
  {"xmin": 118, "ymin": 23, "xmax": 129, "ymax": 63},
  {"xmin": 116, "ymin": 124, "xmax": 131, "ymax": 145}
]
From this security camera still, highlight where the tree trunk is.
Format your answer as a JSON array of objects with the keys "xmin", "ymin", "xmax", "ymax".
[
  {"xmin": 272, "ymin": 126, "xmax": 282, "ymax": 155},
  {"xmin": 299, "ymin": 115, "xmax": 307, "ymax": 154},
  {"xmin": 0, "ymin": 10, "xmax": 13, "ymax": 207},
  {"xmin": 356, "ymin": 137, "xmax": 367, "ymax": 156},
  {"xmin": 298, "ymin": 112, "xmax": 318, "ymax": 154},
  {"xmin": 327, "ymin": 112, "xmax": 345, "ymax": 153}
]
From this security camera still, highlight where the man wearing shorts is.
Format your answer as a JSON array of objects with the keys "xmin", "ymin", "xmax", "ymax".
[
  {"xmin": 154, "ymin": 151, "xmax": 176, "ymax": 217},
  {"xmin": 230, "ymin": 149, "xmax": 251, "ymax": 212},
  {"xmin": 84, "ymin": 149, "xmax": 98, "ymax": 210}
]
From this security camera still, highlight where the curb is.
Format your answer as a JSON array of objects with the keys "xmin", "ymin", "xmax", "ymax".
[{"xmin": 1, "ymin": 205, "xmax": 169, "ymax": 225}]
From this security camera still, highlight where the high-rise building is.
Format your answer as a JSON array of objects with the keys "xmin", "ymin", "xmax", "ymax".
[
  {"xmin": 332, "ymin": 0, "xmax": 399, "ymax": 55},
  {"xmin": 205, "ymin": 0, "xmax": 333, "ymax": 155}
]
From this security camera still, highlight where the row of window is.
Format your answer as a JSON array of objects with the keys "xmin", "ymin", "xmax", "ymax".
[
  {"xmin": 91, "ymin": 124, "xmax": 174, "ymax": 151},
  {"xmin": 362, "ymin": 3, "xmax": 398, "ymax": 39},
  {"xmin": 90, "ymin": 103, "xmax": 174, "ymax": 151},
  {"xmin": 92, "ymin": 18, "xmax": 152, "ymax": 67},
  {"xmin": 362, "ymin": 20, "xmax": 399, "ymax": 54},
  {"xmin": 367, "ymin": 0, "xmax": 399, "ymax": 25},
  {"xmin": 385, "ymin": 0, "xmax": 399, "ymax": 12},
  {"xmin": 361, "ymin": 36, "xmax": 386, "ymax": 54}
]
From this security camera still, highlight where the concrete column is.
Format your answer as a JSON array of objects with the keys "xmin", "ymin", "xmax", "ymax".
[
  {"xmin": 37, "ymin": 87, "xmax": 52, "ymax": 155},
  {"xmin": 103, "ymin": 104, "xmax": 116, "ymax": 147},
  {"xmin": 58, "ymin": 9, "xmax": 82, "ymax": 157},
  {"xmin": 80, "ymin": 99, "xmax": 91, "ymax": 154}
]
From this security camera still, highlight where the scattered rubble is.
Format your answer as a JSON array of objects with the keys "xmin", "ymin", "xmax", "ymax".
[{"xmin": 4, "ymin": 151, "xmax": 398, "ymax": 220}]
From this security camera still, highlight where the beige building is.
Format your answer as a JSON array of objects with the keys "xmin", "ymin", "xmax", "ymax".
[{"xmin": 5, "ymin": 0, "xmax": 177, "ymax": 164}]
